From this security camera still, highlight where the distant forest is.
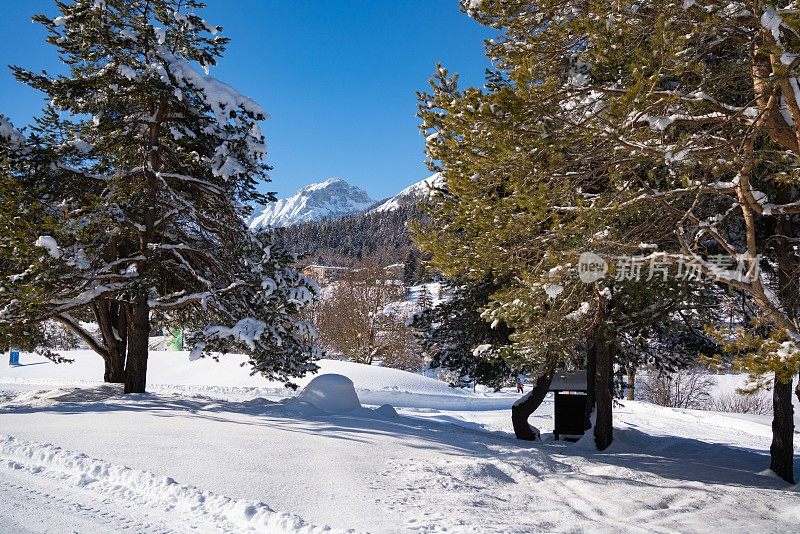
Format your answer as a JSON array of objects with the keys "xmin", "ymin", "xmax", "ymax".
[{"xmin": 274, "ymin": 205, "xmax": 423, "ymax": 267}]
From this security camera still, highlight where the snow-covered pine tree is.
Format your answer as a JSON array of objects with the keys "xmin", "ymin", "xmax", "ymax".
[
  {"xmin": 5, "ymin": 106, "xmax": 136, "ymax": 382},
  {"xmin": 416, "ymin": 2, "xmax": 724, "ymax": 450},
  {"xmin": 457, "ymin": 0, "xmax": 800, "ymax": 482},
  {"xmin": 3, "ymin": 0, "xmax": 320, "ymax": 393},
  {"xmin": 0, "ymin": 116, "xmax": 57, "ymax": 356}
]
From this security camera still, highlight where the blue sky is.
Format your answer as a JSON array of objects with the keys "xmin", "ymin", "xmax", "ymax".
[{"xmin": 0, "ymin": 1, "xmax": 493, "ymax": 200}]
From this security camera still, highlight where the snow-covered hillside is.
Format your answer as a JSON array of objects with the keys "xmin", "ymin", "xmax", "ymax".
[
  {"xmin": 370, "ymin": 173, "xmax": 443, "ymax": 213},
  {"xmin": 383, "ymin": 282, "xmax": 445, "ymax": 322},
  {"xmin": 0, "ymin": 351, "xmax": 511, "ymax": 410},
  {"xmin": 249, "ymin": 178, "xmax": 376, "ymax": 229}
]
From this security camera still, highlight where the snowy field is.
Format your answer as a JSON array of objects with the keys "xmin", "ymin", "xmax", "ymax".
[{"xmin": 1, "ymin": 351, "xmax": 799, "ymax": 533}]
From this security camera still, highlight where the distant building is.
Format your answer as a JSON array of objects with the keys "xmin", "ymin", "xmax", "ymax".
[
  {"xmin": 301, "ymin": 264, "xmax": 350, "ymax": 284},
  {"xmin": 384, "ymin": 263, "xmax": 404, "ymax": 279}
]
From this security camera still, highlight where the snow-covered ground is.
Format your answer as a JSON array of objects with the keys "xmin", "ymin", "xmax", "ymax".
[{"xmin": 1, "ymin": 351, "xmax": 799, "ymax": 533}]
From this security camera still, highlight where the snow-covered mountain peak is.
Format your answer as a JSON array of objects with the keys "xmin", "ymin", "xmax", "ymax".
[
  {"xmin": 249, "ymin": 178, "xmax": 376, "ymax": 229},
  {"xmin": 370, "ymin": 173, "xmax": 443, "ymax": 213},
  {"xmin": 300, "ymin": 178, "xmax": 346, "ymax": 192}
]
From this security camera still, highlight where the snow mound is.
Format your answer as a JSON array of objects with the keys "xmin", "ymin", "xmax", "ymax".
[
  {"xmin": 295, "ymin": 374, "xmax": 362, "ymax": 413},
  {"xmin": 311, "ymin": 360, "xmax": 518, "ymax": 410},
  {"xmin": 373, "ymin": 404, "xmax": 399, "ymax": 419}
]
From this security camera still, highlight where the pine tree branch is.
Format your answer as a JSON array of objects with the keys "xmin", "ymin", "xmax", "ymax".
[{"xmin": 55, "ymin": 313, "xmax": 109, "ymax": 359}]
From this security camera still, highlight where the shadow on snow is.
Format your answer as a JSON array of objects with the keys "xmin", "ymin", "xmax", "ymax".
[{"xmin": 1, "ymin": 384, "xmax": 796, "ymax": 490}]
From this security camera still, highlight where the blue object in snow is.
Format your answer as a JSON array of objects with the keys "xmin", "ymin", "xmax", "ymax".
[{"xmin": 9, "ymin": 349, "xmax": 20, "ymax": 366}]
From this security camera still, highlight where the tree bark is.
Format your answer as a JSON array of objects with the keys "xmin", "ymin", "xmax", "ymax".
[
  {"xmin": 765, "ymin": 181, "xmax": 798, "ymax": 484},
  {"xmin": 123, "ymin": 93, "xmax": 161, "ymax": 395},
  {"xmin": 124, "ymin": 295, "xmax": 150, "ymax": 394},
  {"xmin": 626, "ymin": 366, "xmax": 636, "ymax": 401},
  {"xmin": 770, "ymin": 375, "xmax": 795, "ymax": 484},
  {"xmin": 594, "ymin": 336, "xmax": 614, "ymax": 451},
  {"xmin": 752, "ymin": 28, "xmax": 800, "ymax": 154},
  {"xmin": 94, "ymin": 301, "xmax": 127, "ymax": 383},
  {"xmin": 512, "ymin": 371, "xmax": 554, "ymax": 440},
  {"xmin": 104, "ymin": 352, "xmax": 126, "ymax": 383},
  {"xmin": 584, "ymin": 344, "xmax": 596, "ymax": 430}
]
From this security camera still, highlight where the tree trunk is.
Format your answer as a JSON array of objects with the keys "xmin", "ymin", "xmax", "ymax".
[
  {"xmin": 94, "ymin": 301, "xmax": 127, "ymax": 383},
  {"xmin": 594, "ymin": 337, "xmax": 613, "ymax": 451},
  {"xmin": 584, "ymin": 344, "xmax": 596, "ymax": 430},
  {"xmin": 124, "ymin": 295, "xmax": 150, "ymax": 394},
  {"xmin": 626, "ymin": 366, "xmax": 635, "ymax": 401},
  {"xmin": 104, "ymin": 352, "xmax": 125, "ymax": 383},
  {"xmin": 512, "ymin": 372, "xmax": 554, "ymax": 440},
  {"xmin": 766, "ymin": 185, "xmax": 798, "ymax": 484},
  {"xmin": 770, "ymin": 374, "xmax": 795, "ymax": 484}
]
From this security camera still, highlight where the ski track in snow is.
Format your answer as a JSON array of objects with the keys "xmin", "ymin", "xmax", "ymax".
[
  {"xmin": 0, "ymin": 434, "xmax": 344, "ymax": 534},
  {"xmin": 1, "ymin": 461, "xmax": 178, "ymax": 534}
]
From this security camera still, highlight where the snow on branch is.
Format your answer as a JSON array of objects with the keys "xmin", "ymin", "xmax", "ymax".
[
  {"xmin": 155, "ymin": 48, "xmax": 267, "ymax": 124},
  {"xmin": 48, "ymin": 282, "xmax": 132, "ymax": 316},
  {"xmin": 55, "ymin": 163, "xmax": 113, "ymax": 181},
  {"xmin": 34, "ymin": 236, "xmax": 62, "ymax": 259},
  {"xmin": 570, "ymin": 86, "xmax": 757, "ymax": 120},
  {"xmin": 148, "ymin": 282, "xmax": 244, "ymax": 311},
  {"xmin": 190, "ymin": 317, "xmax": 267, "ymax": 360},
  {"xmin": 153, "ymin": 47, "xmax": 268, "ymax": 181},
  {"xmin": 625, "ymin": 111, "xmax": 731, "ymax": 131},
  {"xmin": 157, "ymin": 172, "xmax": 225, "ymax": 194}
]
